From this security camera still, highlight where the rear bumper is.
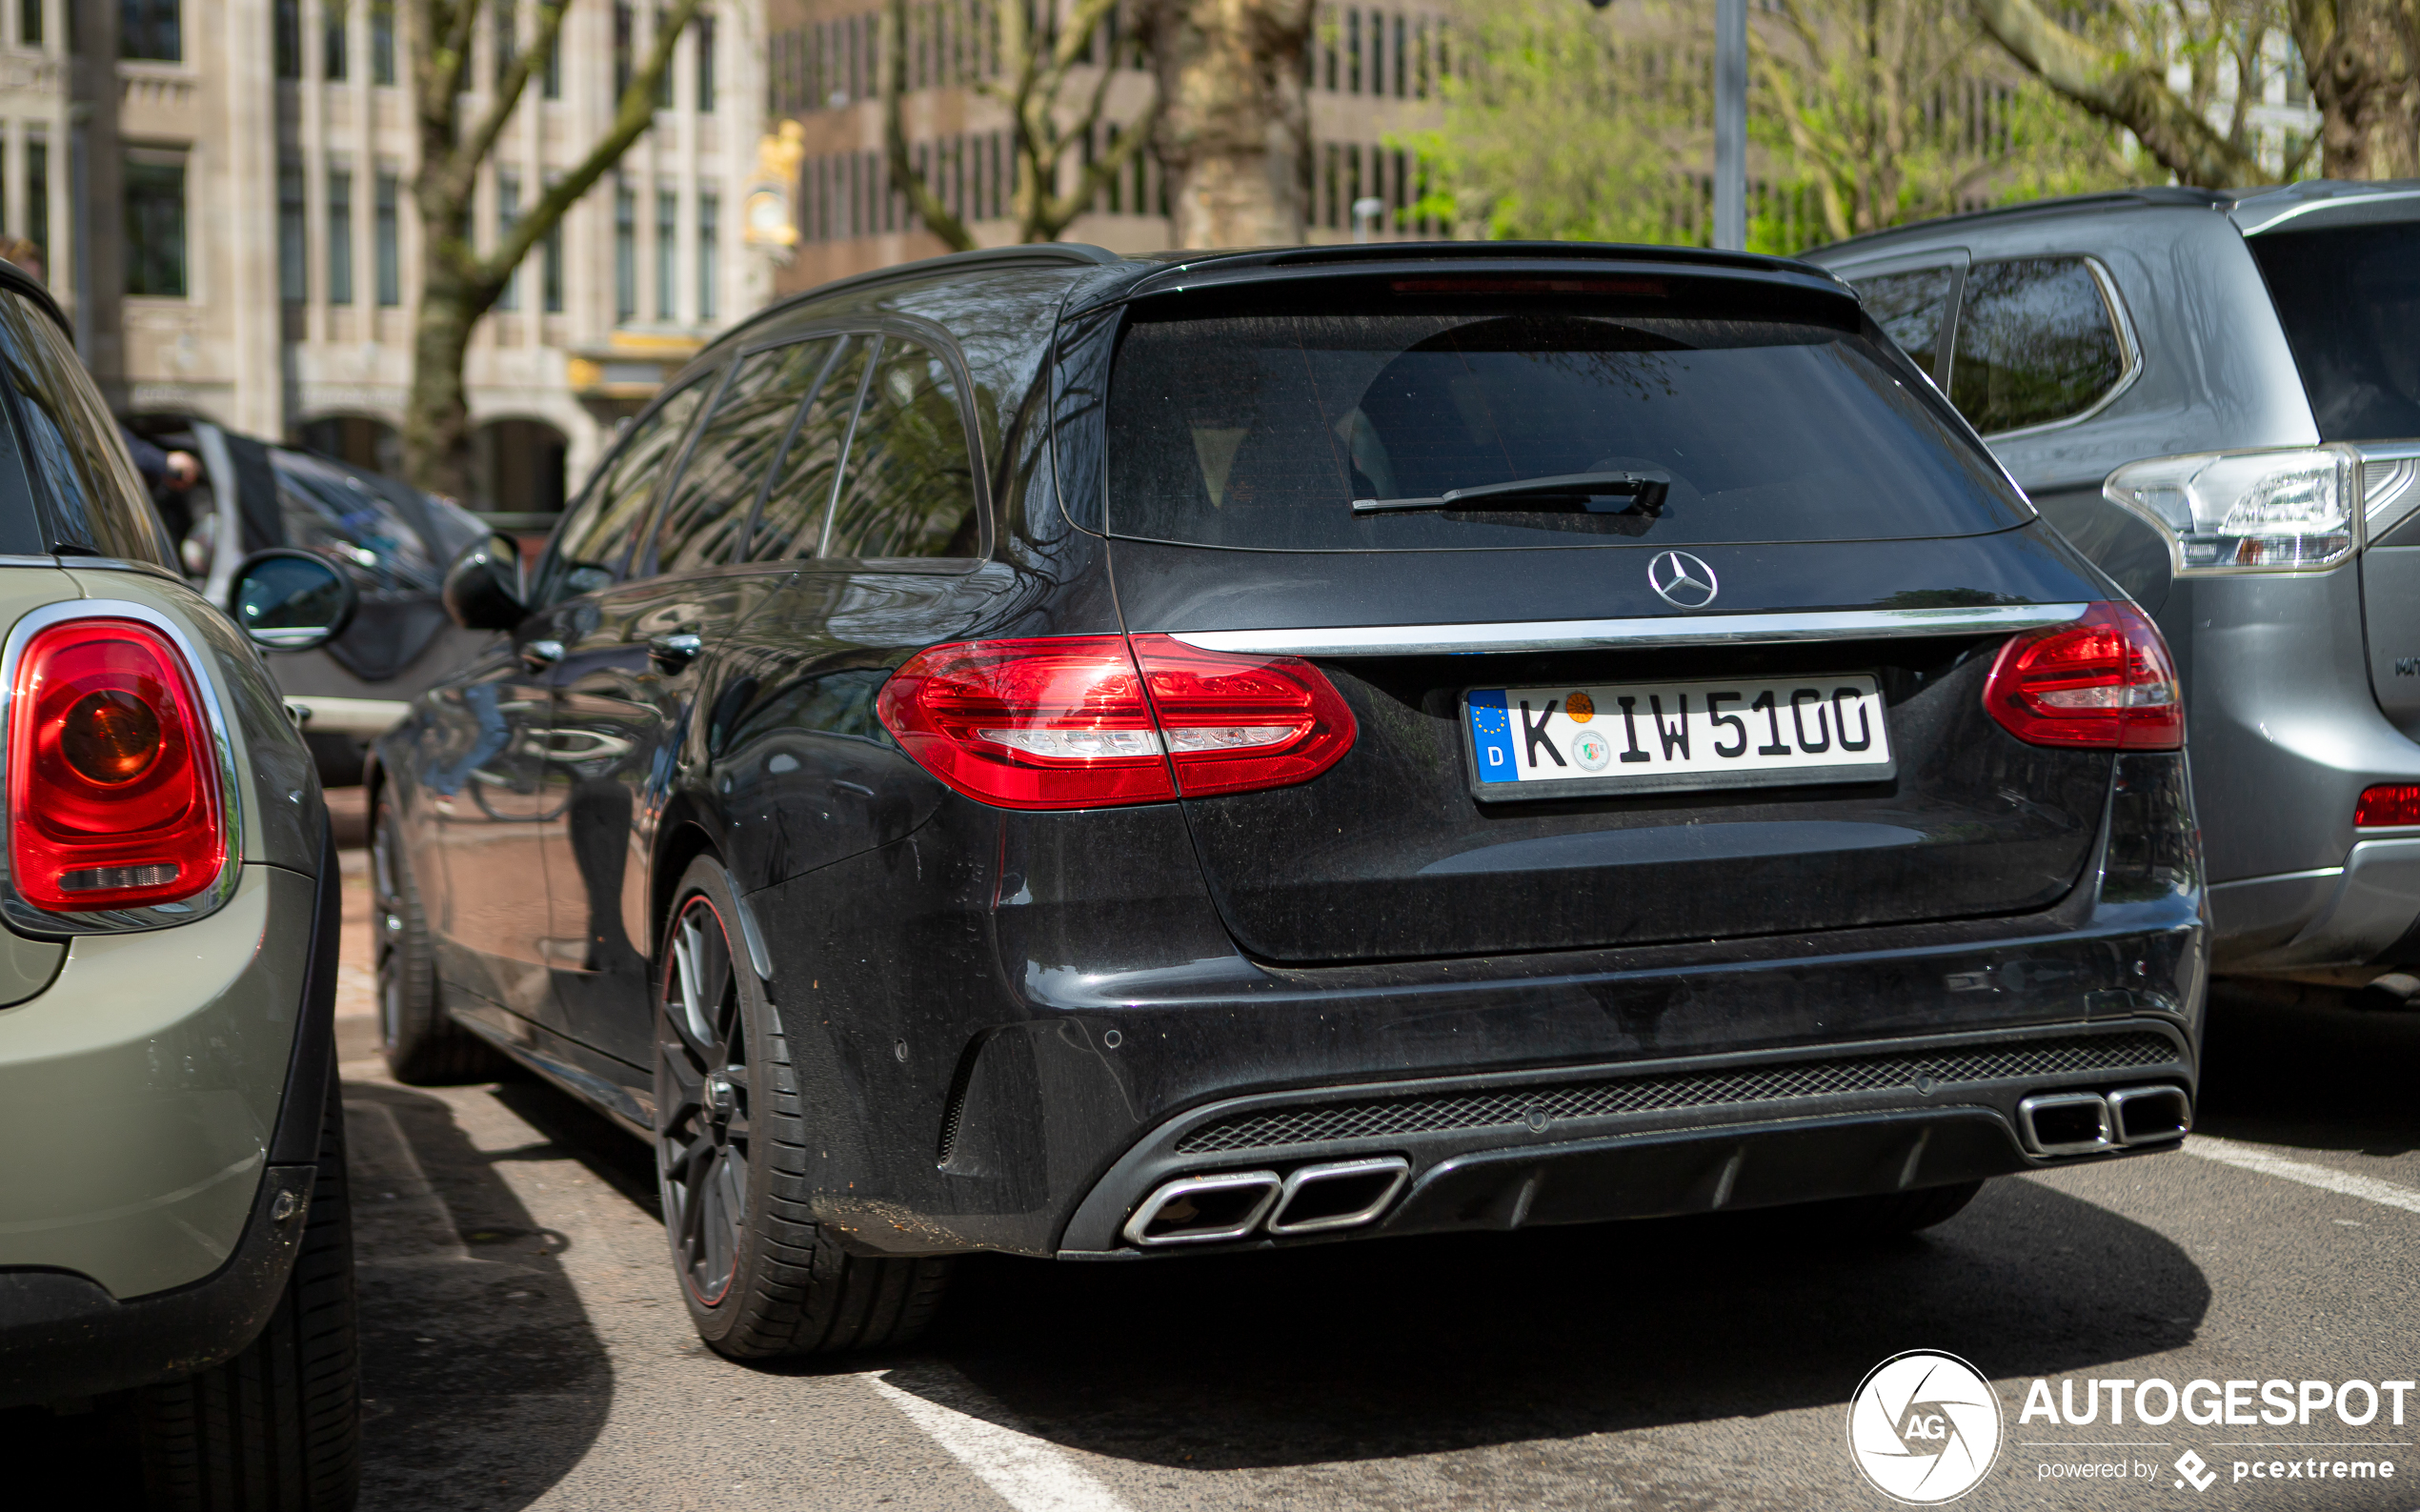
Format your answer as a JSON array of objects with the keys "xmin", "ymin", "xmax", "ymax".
[
  {"xmin": 1056, "ymin": 1018, "xmax": 2192, "ymax": 1255},
  {"xmin": 2211, "ymin": 841, "xmax": 2420, "ymax": 973}
]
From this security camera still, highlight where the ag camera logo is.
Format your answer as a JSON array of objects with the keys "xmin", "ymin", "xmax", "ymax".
[{"xmin": 1847, "ymin": 1351, "xmax": 2005, "ymax": 1503}]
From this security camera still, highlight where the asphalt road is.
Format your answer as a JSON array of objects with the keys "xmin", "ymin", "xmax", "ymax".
[{"xmin": 16, "ymin": 815, "xmax": 2420, "ymax": 1510}]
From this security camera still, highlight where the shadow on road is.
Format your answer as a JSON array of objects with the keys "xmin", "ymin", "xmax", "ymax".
[
  {"xmin": 830, "ymin": 1176, "xmax": 2209, "ymax": 1472},
  {"xmin": 348, "ymin": 1078, "xmax": 615, "ymax": 1510},
  {"xmin": 2196, "ymin": 979, "xmax": 2420, "ymax": 1157}
]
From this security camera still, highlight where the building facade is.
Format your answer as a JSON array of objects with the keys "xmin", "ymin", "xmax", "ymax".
[
  {"xmin": 763, "ymin": 1, "xmax": 1452, "ymax": 295},
  {"xmin": 47, "ymin": 0, "xmax": 772, "ymax": 512}
]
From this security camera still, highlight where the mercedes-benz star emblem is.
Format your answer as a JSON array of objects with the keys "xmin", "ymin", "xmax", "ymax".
[{"xmin": 1648, "ymin": 550, "xmax": 1720, "ymax": 610}]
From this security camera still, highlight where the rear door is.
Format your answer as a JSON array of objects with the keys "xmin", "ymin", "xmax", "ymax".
[
  {"xmin": 2242, "ymin": 219, "xmax": 2420, "ymax": 735},
  {"xmin": 540, "ymin": 340, "xmax": 840, "ymax": 1068},
  {"xmin": 1092, "ymin": 272, "xmax": 2114, "ymax": 963}
]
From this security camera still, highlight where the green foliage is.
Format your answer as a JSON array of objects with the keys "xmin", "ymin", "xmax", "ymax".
[{"xmin": 1409, "ymin": 0, "xmax": 2156, "ymax": 255}]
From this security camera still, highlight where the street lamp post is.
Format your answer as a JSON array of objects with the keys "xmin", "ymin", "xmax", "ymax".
[
  {"xmin": 1712, "ymin": 0, "xmax": 1745, "ymax": 251},
  {"xmin": 1587, "ymin": 0, "xmax": 1746, "ymax": 252}
]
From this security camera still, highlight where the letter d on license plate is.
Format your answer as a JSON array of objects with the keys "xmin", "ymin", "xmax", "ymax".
[{"xmin": 1464, "ymin": 675, "xmax": 1895, "ymax": 800}]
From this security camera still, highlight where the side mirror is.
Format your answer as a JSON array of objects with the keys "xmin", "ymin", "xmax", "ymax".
[
  {"xmin": 229, "ymin": 548, "xmax": 359, "ymax": 653},
  {"xmin": 442, "ymin": 533, "xmax": 528, "ymax": 632}
]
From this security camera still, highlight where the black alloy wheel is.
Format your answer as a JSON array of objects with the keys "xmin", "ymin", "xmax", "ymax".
[
  {"xmin": 656, "ymin": 891, "xmax": 751, "ymax": 1306},
  {"xmin": 652, "ymin": 856, "xmax": 953, "ymax": 1357}
]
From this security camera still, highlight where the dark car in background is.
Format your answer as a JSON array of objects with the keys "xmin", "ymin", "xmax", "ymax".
[
  {"xmin": 1806, "ymin": 180, "xmax": 2420, "ymax": 993},
  {"xmin": 372, "ymin": 241, "xmax": 2208, "ymax": 1359},
  {"xmin": 138, "ymin": 421, "xmax": 492, "ymax": 782}
]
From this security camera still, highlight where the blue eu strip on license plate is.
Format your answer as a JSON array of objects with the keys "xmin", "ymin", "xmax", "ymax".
[{"xmin": 1465, "ymin": 675, "xmax": 1895, "ymax": 800}]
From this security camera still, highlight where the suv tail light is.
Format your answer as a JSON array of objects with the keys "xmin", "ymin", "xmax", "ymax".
[
  {"xmin": 9, "ymin": 618, "xmax": 226, "ymax": 910},
  {"xmin": 876, "ymin": 635, "xmax": 1357, "ymax": 810},
  {"xmin": 1982, "ymin": 601, "xmax": 2182, "ymax": 750},
  {"xmin": 2355, "ymin": 785, "xmax": 2420, "ymax": 828},
  {"xmin": 2104, "ymin": 445, "xmax": 2366, "ymax": 574}
]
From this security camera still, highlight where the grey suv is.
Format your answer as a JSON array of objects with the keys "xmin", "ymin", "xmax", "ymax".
[{"xmin": 1807, "ymin": 181, "xmax": 2420, "ymax": 985}]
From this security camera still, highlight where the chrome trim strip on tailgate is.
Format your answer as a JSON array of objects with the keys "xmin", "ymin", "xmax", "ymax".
[{"xmin": 1168, "ymin": 604, "xmax": 2090, "ymax": 657}]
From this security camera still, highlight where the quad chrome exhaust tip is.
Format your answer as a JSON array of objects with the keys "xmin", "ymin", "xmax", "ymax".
[
  {"xmin": 2107, "ymin": 1084, "xmax": 2191, "ymax": 1145},
  {"xmin": 1265, "ymin": 1157, "xmax": 1411, "ymax": 1236},
  {"xmin": 1122, "ymin": 1170, "xmax": 1282, "ymax": 1247},
  {"xmin": 2018, "ymin": 1085, "xmax": 2191, "ymax": 1157}
]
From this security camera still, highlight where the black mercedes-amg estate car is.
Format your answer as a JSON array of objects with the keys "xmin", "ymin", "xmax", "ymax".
[{"xmin": 366, "ymin": 241, "xmax": 2208, "ymax": 1358}]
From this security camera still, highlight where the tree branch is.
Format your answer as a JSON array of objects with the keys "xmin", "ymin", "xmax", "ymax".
[
  {"xmin": 452, "ymin": 0, "xmax": 574, "ymax": 191},
  {"xmin": 883, "ymin": 0, "xmax": 978, "ymax": 250},
  {"xmin": 477, "ymin": 0, "xmax": 705, "ymax": 288},
  {"xmin": 1968, "ymin": 0, "xmax": 2264, "ymax": 186}
]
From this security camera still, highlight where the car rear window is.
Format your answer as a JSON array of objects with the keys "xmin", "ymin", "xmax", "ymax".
[
  {"xmin": 1102, "ymin": 301, "xmax": 2030, "ymax": 552},
  {"xmin": 2248, "ymin": 222, "xmax": 2420, "ymax": 442}
]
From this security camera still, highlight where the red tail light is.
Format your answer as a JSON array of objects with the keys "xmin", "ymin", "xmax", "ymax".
[
  {"xmin": 2356, "ymin": 785, "xmax": 2420, "ymax": 827},
  {"xmin": 876, "ymin": 635, "xmax": 1357, "ymax": 810},
  {"xmin": 1982, "ymin": 601, "xmax": 2182, "ymax": 751},
  {"xmin": 9, "ymin": 618, "xmax": 226, "ymax": 910}
]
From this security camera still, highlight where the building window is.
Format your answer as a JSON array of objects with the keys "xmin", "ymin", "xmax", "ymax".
[
  {"xmin": 274, "ymin": 0, "xmax": 301, "ymax": 76},
  {"xmin": 328, "ymin": 168, "xmax": 353, "ymax": 304},
  {"xmin": 654, "ymin": 10, "xmax": 674, "ymax": 107},
  {"xmin": 26, "ymin": 140, "xmax": 46, "ymax": 273},
  {"xmin": 125, "ymin": 151, "xmax": 188, "ymax": 297},
  {"xmin": 542, "ymin": 179, "xmax": 564, "ymax": 312},
  {"xmin": 496, "ymin": 171, "xmax": 520, "ymax": 311},
  {"xmin": 655, "ymin": 190, "xmax": 676, "ymax": 319},
  {"xmin": 375, "ymin": 171, "xmax": 401, "ymax": 305},
  {"xmin": 371, "ymin": 0, "xmax": 394, "ymax": 83},
  {"xmin": 614, "ymin": 182, "xmax": 635, "ymax": 320},
  {"xmin": 278, "ymin": 160, "xmax": 307, "ymax": 302},
  {"xmin": 696, "ymin": 12, "xmax": 716, "ymax": 111},
  {"xmin": 494, "ymin": 0, "xmax": 515, "ymax": 86},
  {"xmin": 613, "ymin": 3, "xmax": 632, "ymax": 97},
  {"xmin": 121, "ymin": 0, "xmax": 181, "ymax": 60},
  {"xmin": 20, "ymin": 0, "xmax": 39, "ymax": 46},
  {"xmin": 324, "ymin": 0, "xmax": 347, "ymax": 79},
  {"xmin": 696, "ymin": 190, "xmax": 716, "ymax": 320},
  {"xmin": 541, "ymin": 24, "xmax": 560, "ymax": 96}
]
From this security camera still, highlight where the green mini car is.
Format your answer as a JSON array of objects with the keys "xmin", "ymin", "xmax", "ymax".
[{"xmin": 0, "ymin": 262, "xmax": 359, "ymax": 1507}]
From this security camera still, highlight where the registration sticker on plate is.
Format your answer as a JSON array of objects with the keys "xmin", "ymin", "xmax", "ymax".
[{"xmin": 1464, "ymin": 675, "xmax": 1894, "ymax": 799}]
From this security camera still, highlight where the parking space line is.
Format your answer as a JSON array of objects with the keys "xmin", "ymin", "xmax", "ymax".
[
  {"xmin": 2186, "ymin": 1135, "xmax": 2420, "ymax": 1216},
  {"xmin": 861, "ymin": 1367, "xmax": 1132, "ymax": 1512}
]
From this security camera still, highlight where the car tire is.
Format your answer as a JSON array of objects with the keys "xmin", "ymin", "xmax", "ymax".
[
  {"xmin": 654, "ymin": 856, "xmax": 952, "ymax": 1359},
  {"xmin": 1802, "ymin": 1178, "xmax": 1987, "ymax": 1235},
  {"xmin": 135, "ymin": 1071, "xmax": 361, "ymax": 1510},
  {"xmin": 372, "ymin": 794, "xmax": 509, "ymax": 1085}
]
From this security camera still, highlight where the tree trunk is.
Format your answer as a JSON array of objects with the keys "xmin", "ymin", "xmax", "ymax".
[
  {"xmin": 402, "ymin": 283, "xmax": 480, "ymax": 504},
  {"xmin": 2289, "ymin": 0, "xmax": 2420, "ymax": 179},
  {"xmin": 1137, "ymin": 0, "xmax": 1316, "ymax": 248}
]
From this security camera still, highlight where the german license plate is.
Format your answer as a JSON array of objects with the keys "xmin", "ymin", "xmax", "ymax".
[{"xmin": 1464, "ymin": 675, "xmax": 1895, "ymax": 799}]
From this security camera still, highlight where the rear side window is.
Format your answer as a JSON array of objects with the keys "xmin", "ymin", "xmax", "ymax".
[
  {"xmin": 545, "ymin": 376, "xmax": 710, "ymax": 598},
  {"xmin": 1852, "ymin": 266, "xmax": 1956, "ymax": 377},
  {"xmin": 0, "ymin": 292, "xmax": 174, "ymax": 564},
  {"xmin": 651, "ymin": 337, "xmax": 837, "ymax": 575},
  {"xmin": 824, "ymin": 337, "xmax": 979, "ymax": 560},
  {"xmin": 1103, "ymin": 304, "xmax": 2028, "ymax": 552},
  {"xmin": 2248, "ymin": 222, "xmax": 2420, "ymax": 441},
  {"xmin": 748, "ymin": 335, "xmax": 870, "ymax": 561},
  {"xmin": 1946, "ymin": 257, "xmax": 2127, "ymax": 434}
]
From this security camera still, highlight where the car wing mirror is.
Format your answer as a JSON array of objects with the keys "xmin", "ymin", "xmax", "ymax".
[
  {"xmin": 442, "ymin": 532, "xmax": 529, "ymax": 632},
  {"xmin": 228, "ymin": 548, "xmax": 361, "ymax": 654}
]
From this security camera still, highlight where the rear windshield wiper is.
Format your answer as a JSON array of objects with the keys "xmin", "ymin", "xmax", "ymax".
[{"xmin": 1352, "ymin": 469, "xmax": 1672, "ymax": 515}]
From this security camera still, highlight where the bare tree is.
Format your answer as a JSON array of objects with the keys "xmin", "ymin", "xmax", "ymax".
[
  {"xmin": 403, "ymin": 0, "xmax": 702, "ymax": 496},
  {"xmin": 1134, "ymin": 0, "xmax": 1317, "ymax": 247},
  {"xmin": 1968, "ymin": 0, "xmax": 2396, "ymax": 186},
  {"xmin": 882, "ymin": 0, "xmax": 1159, "ymax": 249}
]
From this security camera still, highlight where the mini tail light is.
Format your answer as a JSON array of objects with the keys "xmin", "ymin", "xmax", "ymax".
[
  {"xmin": 1981, "ymin": 601, "xmax": 2182, "ymax": 751},
  {"xmin": 2355, "ymin": 785, "xmax": 2420, "ymax": 828},
  {"xmin": 9, "ymin": 618, "xmax": 225, "ymax": 910},
  {"xmin": 876, "ymin": 635, "xmax": 1357, "ymax": 810}
]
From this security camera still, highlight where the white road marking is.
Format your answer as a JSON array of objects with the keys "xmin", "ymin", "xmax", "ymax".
[
  {"xmin": 2186, "ymin": 1134, "xmax": 2420, "ymax": 1216},
  {"xmin": 862, "ymin": 1366, "xmax": 1132, "ymax": 1512}
]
